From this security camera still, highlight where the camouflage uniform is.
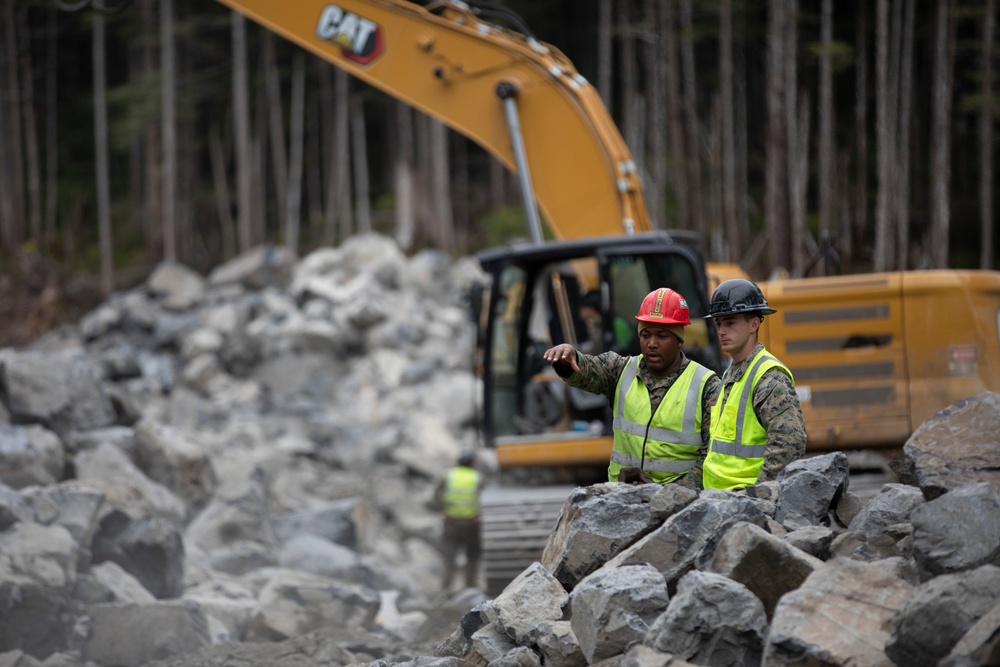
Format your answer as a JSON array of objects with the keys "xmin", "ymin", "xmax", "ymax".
[
  {"xmin": 554, "ymin": 350, "xmax": 721, "ymax": 489},
  {"xmin": 716, "ymin": 341, "xmax": 807, "ymax": 483}
]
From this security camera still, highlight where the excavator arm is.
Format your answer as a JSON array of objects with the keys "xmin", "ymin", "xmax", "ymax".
[{"xmin": 216, "ymin": 0, "xmax": 650, "ymax": 241}]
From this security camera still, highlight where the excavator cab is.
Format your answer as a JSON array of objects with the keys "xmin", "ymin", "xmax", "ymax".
[{"xmin": 474, "ymin": 231, "xmax": 721, "ymax": 479}]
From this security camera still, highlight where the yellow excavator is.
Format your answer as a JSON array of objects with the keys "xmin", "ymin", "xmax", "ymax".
[{"xmin": 68, "ymin": 0, "xmax": 1000, "ymax": 594}]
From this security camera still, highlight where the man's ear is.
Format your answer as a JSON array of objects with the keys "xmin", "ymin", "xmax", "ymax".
[{"xmin": 748, "ymin": 314, "xmax": 761, "ymax": 334}]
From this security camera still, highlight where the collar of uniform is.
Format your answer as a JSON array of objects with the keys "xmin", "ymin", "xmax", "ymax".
[
  {"xmin": 637, "ymin": 352, "xmax": 689, "ymax": 386},
  {"xmin": 724, "ymin": 341, "xmax": 765, "ymax": 384}
]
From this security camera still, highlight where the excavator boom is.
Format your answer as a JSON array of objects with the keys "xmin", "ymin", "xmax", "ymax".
[{"xmin": 216, "ymin": 0, "xmax": 649, "ymax": 241}]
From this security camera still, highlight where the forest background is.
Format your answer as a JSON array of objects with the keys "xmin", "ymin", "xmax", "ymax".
[{"xmin": 0, "ymin": 0, "xmax": 997, "ymax": 345}]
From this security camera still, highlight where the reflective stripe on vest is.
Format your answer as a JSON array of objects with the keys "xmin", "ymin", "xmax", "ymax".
[
  {"xmin": 704, "ymin": 348, "xmax": 793, "ymax": 490},
  {"xmin": 443, "ymin": 466, "xmax": 480, "ymax": 519},
  {"xmin": 609, "ymin": 357, "xmax": 712, "ymax": 482}
]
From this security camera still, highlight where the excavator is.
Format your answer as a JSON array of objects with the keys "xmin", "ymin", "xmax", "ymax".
[{"xmin": 64, "ymin": 0, "xmax": 1000, "ymax": 595}]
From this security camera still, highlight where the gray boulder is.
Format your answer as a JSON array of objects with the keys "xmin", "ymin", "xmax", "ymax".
[
  {"xmin": 904, "ymin": 391, "xmax": 1000, "ymax": 499},
  {"xmin": 646, "ymin": 569, "xmax": 767, "ymax": 666},
  {"xmin": 570, "ymin": 564, "xmax": 668, "ymax": 663}
]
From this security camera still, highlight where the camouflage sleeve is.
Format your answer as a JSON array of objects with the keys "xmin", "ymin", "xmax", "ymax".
[
  {"xmin": 752, "ymin": 368, "xmax": 807, "ymax": 482},
  {"xmin": 677, "ymin": 372, "xmax": 722, "ymax": 491},
  {"xmin": 563, "ymin": 351, "xmax": 629, "ymax": 403}
]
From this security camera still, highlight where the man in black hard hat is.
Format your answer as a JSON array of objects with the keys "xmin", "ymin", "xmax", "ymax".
[{"xmin": 702, "ymin": 278, "xmax": 806, "ymax": 491}]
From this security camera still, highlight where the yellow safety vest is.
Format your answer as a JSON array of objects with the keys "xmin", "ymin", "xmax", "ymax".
[
  {"xmin": 704, "ymin": 348, "xmax": 793, "ymax": 490},
  {"xmin": 609, "ymin": 357, "xmax": 714, "ymax": 484},
  {"xmin": 443, "ymin": 466, "xmax": 481, "ymax": 519}
]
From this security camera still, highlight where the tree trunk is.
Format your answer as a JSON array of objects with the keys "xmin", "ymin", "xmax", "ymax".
[
  {"xmin": 785, "ymin": 0, "xmax": 805, "ymax": 276},
  {"xmin": 719, "ymin": 0, "xmax": 740, "ymax": 259},
  {"xmin": 3, "ymin": 1, "xmax": 26, "ymax": 250},
  {"xmin": 679, "ymin": 0, "xmax": 704, "ymax": 236},
  {"xmin": 430, "ymin": 118, "xmax": 453, "ymax": 249},
  {"xmin": 328, "ymin": 68, "xmax": 352, "ymax": 243},
  {"xmin": 894, "ymin": 0, "xmax": 915, "ymax": 270},
  {"xmin": 851, "ymin": 2, "xmax": 868, "ymax": 268},
  {"xmin": 662, "ymin": 0, "xmax": 690, "ymax": 230},
  {"xmin": 286, "ymin": 51, "xmax": 305, "ymax": 255},
  {"xmin": 20, "ymin": 10, "xmax": 42, "ymax": 246},
  {"xmin": 232, "ymin": 11, "xmax": 253, "ymax": 252},
  {"xmin": 765, "ymin": 0, "xmax": 790, "ymax": 273},
  {"xmin": 928, "ymin": 0, "xmax": 955, "ymax": 268},
  {"xmin": 981, "ymin": 0, "xmax": 996, "ymax": 270},
  {"xmin": 597, "ymin": 0, "xmax": 613, "ymax": 106},
  {"xmin": 619, "ymin": 0, "xmax": 640, "ymax": 159},
  {"xmin": 161, "ymin": 0, "xmax": 177, "ymax": 262},
  {"xmin": 350, "ymin": 96, "xmax": 371, "ymax": 234},
  {"xmin": 209, "ymin": 125, "xmax": 236, "ymax": 260},
  {"xmin": 44, "ymin": 7, "xmax": 57, "ymax": 244},
  {"xmin": 874, "ymin": 0, "xmax": 894, "ymax": 272},
  {"xmin": 264, "ymin": 33, "xmax": 288, "ymax": 236},
  {"xmin": 645, "ymin": 0, "xmax": 666, "ymax": 229},
  {"xmin": 93, "ymin": 13, "xmax": 114, "ymax": 296},
  {"xmin": 394, "ymin": 100, "xmax": 415, "ymax": 250},
  {"xmin": 817, "ymin": 0, "xmax": 835, "ymax": 270}
]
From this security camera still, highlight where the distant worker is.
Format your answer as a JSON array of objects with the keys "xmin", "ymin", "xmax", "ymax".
[
  {"xmin": 542, "ymin": 288, "xmax": 721, "ymax": 487},
  {"xmin": 703, "ymin": 278, "xmax": 807, "ymax": 490},
  {"xmin": 434, "ymin": 450, "xmax": 483, "ymax": 591}
]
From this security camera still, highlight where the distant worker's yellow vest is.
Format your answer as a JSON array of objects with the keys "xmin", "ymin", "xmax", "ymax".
[
  {"xmin": 609, "ymin": 357, "xmax": 714, "ymax": 484},
  {"xmin": 443, "ymin": 466, "xmax": 481, "ymax": 519},
  {"xmin": 704, "ymin": 348, "xmax": 793, "ymax": 490}
]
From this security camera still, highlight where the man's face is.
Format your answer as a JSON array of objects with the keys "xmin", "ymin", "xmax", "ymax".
[
  {"xmin": 713, "ymin": 314, "xmax": 759, "ymax": 359},
  {"xmin": 638, "ymin": 323, "xmax": 681, "ymax": 375}
]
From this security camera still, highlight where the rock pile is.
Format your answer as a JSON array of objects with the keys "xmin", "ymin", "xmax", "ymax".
[
  {"xmin": 0, "ymin": 234, "xmax": 492, "ymax": 666},
  {"xmin": 0, "ymin": 233, "xmax": 998, "ymax": 667}
]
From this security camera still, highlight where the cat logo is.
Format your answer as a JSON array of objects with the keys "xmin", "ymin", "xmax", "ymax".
[{"xmin": 316, "ymin": 5, "xmax": 384, "ymax": 66}]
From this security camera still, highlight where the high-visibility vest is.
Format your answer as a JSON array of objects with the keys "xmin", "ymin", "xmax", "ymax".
[
  {"xmin": 443, "ymin": 466, "xmax": 481, "ymax": 519},
  {"xmin": 609, "ymin": 357, "xmax": 714, "ymax": 484},
  {"xmin": 704, "ymin": 348, "xmax": 793, "ymax": 490}
]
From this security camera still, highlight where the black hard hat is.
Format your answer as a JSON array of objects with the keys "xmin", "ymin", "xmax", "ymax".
[
  {"xmin": 705, "ymin": 279, "xmax": 776, "ymax": 318},
  {"xmin": 458, "ymin": 450, "xmax": 476, "ymax": 466}
]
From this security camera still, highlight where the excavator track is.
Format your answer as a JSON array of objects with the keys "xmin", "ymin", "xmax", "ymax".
[{"xmin": 480, "ymin": 485, "xmax": 576, "ymax": 596}]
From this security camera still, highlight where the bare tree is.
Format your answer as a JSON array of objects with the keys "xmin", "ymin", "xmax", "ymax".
[
  {"xmin": 286, "ymin": 51, "xmax": 305, "ymax": 255},
  {"xmin": 161, "ymin": 0, "xmax": 177, "ymax": 262},
  {"xmin": 430, "ymin": 118, "xmax": 453, "ymax": 249},
  {"xmin": 44, "ymin": 8, "xmax": 58, "ymax": 244},
  {"xmin": 928, "ymin": 0, "xmax": 955, "ymax": 268},
  {"xmin": 894, "ymin": 0, "xmax": 915, "ymax": 269},
  {"xmin": 324, "ymin": 69, "xmax": 352, "ymax": 244},
  {"xmin": 394, "ymin": 100, "xmax": 415, "ymax": 250},
  {"xmin": 20, "ymin": 10, "xmax": 42, "ymax": 245},
  {"xmin": 350, "ymin": 96, "xmax": 371, "ymax": 234},
  {"xmin": 264, "ymin": 33, "xmax": 288, "ymax": 235},
  {"xmin": 679, "ymin": 0, "xmax": 704, "ymax": 235},
  {"xmin": 662, "ymin": 0, "xmax": 690, "ymax": 230},
  {"xmin": 850, "ymin": 2, "xmax": 868, "ymax": 267},
  {"xmin": 765, "ymin": 0, "xmax": 791, "ymax": 273},
  {"xmin": 619, "ymin": 0, "xmax": 641, "ymax": 158},
  {"xmin": 597, "ymin": 0, "xmax": 613, "ymax": 106},
  {"xmin": 2, "ymin": 1, "xmax": 26, "ymax": 250},
  {"xmin": 817, "ymin": 0, "xmax": 835, "ymax": 269},
  {"xmin": 208, "ymin": 126, "xmax": 236, "ymax": 259},
  {"xmin": 980, "ymin": 0, "xmax": 996, "ymax": 270},
  {"xmin": 719, "ymin": 0, "xmax": 741, "ymax": 258},
  {"xmin": 232, "ymin": 11, "xmax": 253, "ymax": 252},
  {"xmin": 645, "ymin": 0, "xmax": 667, "ymax": 228},
  {"xmin": 93, "ymin": 12, "xmax": 113, "ymax": 296},
  {"xmin": 874, "ymin": 0, "xmax": 894, "ymax": 271}
]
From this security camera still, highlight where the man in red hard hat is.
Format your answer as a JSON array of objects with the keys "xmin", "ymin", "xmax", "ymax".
[{"xmin": 543, "ymin": 288, "xmax": 721, "ymax": 487}]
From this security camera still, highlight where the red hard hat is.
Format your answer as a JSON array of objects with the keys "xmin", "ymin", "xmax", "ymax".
[{"xmin": 635, "ymin": 288, "xmax": 691, "ymax": 326}]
